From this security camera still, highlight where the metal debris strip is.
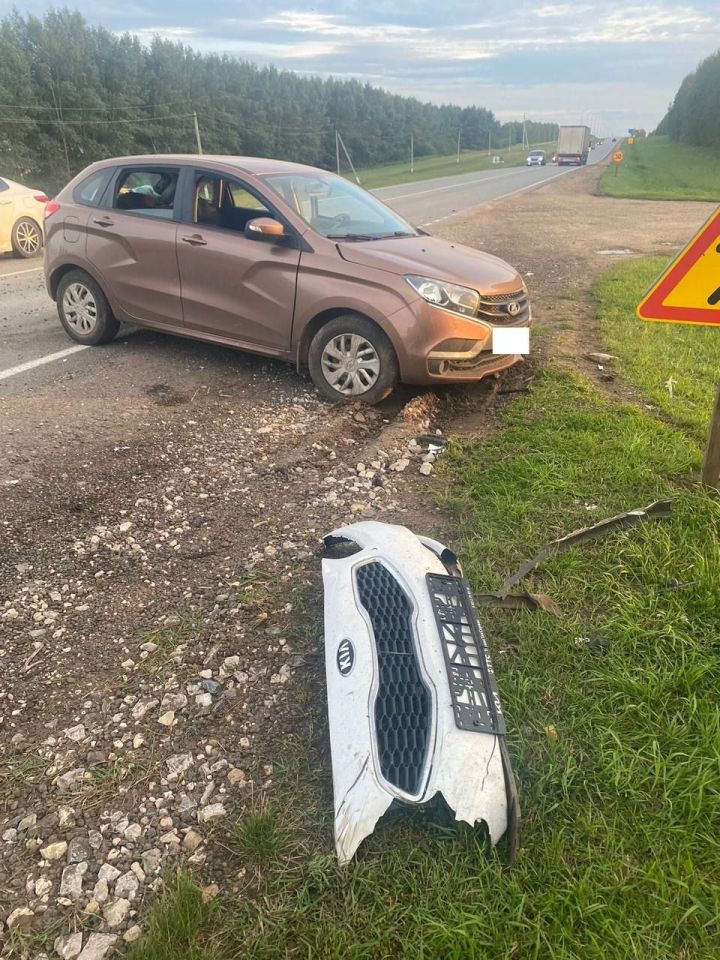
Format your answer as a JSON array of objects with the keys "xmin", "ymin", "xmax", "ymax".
[
  {"xmin": 473, "ymin": 590, "xmax": 563, "ymax": 616},
  {"xmin": 500, "ymin": 499, "xmax": 673, "ymax": 594}
]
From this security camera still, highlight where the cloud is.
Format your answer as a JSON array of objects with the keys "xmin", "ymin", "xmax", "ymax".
[
  {"xmin": 132, "ymin": 25, "xmax": 202, "ymax": 40},
  {"xmin": 534, "ymin": 4, "xmax": 590, "ymax": 18}
]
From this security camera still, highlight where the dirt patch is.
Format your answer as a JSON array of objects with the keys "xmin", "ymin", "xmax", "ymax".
[{"xmin": 0, "ymin": 352, "xmax": 449, "ymax": 954}]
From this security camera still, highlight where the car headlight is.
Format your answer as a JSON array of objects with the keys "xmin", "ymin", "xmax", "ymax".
[{"xmin": 405, "ymin": 275, "xmax": 479, "ymax": 318}]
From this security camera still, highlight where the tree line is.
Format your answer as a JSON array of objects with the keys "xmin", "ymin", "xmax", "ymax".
[
  {"xmin": 0, "ymin": 9, "xmax": 558, "ymax": 192},
  {"xmin": 657, "ymin": 49, "xmax": 720, "ymax": 148}
]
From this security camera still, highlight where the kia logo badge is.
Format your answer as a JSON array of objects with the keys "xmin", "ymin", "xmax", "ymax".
[
  {"xmin": 506, "ymin": 301, "xmax": 521, "ymax": 316},
  {"xmin": 336, "ymin": 638, "xmax": 355, "ymax": 676}
]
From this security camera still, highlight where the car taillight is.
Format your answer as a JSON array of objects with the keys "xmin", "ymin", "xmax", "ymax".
[
  {"xmin": 45, "ymin": 201, "xmax": 60, "ymax": 218},
  {"xmin": 34, "ymin": 194, "xmax": 49, "ymax": 203}
]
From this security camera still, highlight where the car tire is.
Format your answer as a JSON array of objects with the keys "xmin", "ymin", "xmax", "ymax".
[
  {"xmin": 56, "ymin": 270, "xmax": 120, "ymax": 345},
  {"xmin": 11, "ymin": 217, "xmax": 42, "ymax": 258},
  {"xmin": 308, "ymin": 315, "xmax": 398, "ymax": 404}
]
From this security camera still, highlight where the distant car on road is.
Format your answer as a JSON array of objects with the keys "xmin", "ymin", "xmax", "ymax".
[
  {"xmin": 0, "ymin": 176, "xmax": 48, "ymax": 258},
  {"xmin": 44, "ymin": 155, "xmax": 531, "ymax": 403},
  {"xmin": 526, "ymin": 150, "xmax": 546, "ymax": 167}
]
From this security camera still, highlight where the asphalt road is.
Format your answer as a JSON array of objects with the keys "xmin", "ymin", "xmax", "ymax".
[
  {"xmin": 375, "ymin": 138, "xmax": 616, "ymax": 226},
  {"xmin": 0, "ymin": 141, "xmax": 616, "ymax": 390}
]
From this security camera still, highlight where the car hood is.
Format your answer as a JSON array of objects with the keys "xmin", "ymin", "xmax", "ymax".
[{"xmin": 337, "ymin": 235, "xmax": 523, "ymax": 295}]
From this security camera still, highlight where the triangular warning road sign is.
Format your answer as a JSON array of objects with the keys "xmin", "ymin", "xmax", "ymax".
[{"xmin": 637, "ymin": 207, "xmax": 720, "ymax": 326}]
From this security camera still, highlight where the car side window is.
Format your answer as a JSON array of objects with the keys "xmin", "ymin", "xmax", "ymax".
[
  {"xmin": 73, "ymin": 169, "xmax": 112, "ymax": 207},
  {"xmin": 112, "ymin": 168, "xmax": 179, "ymax": 219},
  {"xmin": 194, "ymin": 173, "xmax": 270, "ymax": 233},
  {"xmin": 0, "ymin": 178, "xmax": 8, "ymax": 192}
]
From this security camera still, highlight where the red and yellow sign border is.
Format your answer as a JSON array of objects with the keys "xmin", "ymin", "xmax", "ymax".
[{"xmin": 637, "ymin": 207, "xmax": 720, "ymax": 327}]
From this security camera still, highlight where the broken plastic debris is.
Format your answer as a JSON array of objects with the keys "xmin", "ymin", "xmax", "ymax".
[{"xmin": 321, "ymin": 521, "xmax": 519, "ymax": 865}]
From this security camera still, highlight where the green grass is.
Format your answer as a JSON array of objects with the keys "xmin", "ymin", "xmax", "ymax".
[
  {"xmin": 599, "ymin": 136, "xmax": 720, "ymax": 201},
  {"xmin": 127, "ymin": 871, "xmax": 217, "ymax": 960},
  {"xmin": 128, "ymin": 365, "xmax": 720, "ymax": 959},
  {"xmin": 353, "ymin": 141, "xmax": 556, "ymax": 189},
  {"xmin": 0, "ymin": 751, "xmax": 46, "ymax": 807},
  {"xmin": 135, "ymin": 613, "xmax": 204, "ymax": 673},
  {"xmin": 233, "ymin": 801, "xmax": 289, "ymax": 864},
  {"xmin": 593, "ymin": 256, "xmax": 720, "ymax": 443}
]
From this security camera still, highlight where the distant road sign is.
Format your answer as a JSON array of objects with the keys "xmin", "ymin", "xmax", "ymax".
[
  {"xmin": 637, "ymin": 207, "xmax": 720, "ymax": 326},
  {"xmin": 627, "ymin": 136, "xmax": 635, "ymax": 145},
  {"xmin": 613, "ymin": 150, "xmax": 624, "ymax": 163}
]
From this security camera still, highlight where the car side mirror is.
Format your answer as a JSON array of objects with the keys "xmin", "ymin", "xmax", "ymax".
[{"xmin": 245, "ymin": 217, "xmax": 286, "ymax": 241}]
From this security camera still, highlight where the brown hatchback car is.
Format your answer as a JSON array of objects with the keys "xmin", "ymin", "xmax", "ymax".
[{"xmin": 44, "ymin": 155, "xmax": 530, "ymax": 403}]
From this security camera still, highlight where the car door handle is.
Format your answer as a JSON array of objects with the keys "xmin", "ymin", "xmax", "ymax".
[
  {"xmin": 181, "ymin": 234, "xmax": 208, "ymax": 246},
  {"xmin": 0, "ymin": 200, "xmax": 12, "ymax": 205},
  {"xmin": 93, "ymin": 217, "xmax": 115, "ymax": 227}
]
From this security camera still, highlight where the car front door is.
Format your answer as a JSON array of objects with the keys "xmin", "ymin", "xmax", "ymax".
[
  {"xmin": 175, "ymin": 170, "xmax": 301, "ymax": 354},
  {"xmin": 85, "ymin": 165, "xmax": 185, "ymax": 328}
]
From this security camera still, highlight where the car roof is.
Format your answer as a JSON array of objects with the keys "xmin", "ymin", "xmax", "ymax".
[{"xmin": 86, "ymin": 155, "xmax": 329, "ymax": 177}]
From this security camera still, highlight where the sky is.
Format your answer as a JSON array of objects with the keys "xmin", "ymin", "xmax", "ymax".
[{"xmin": 5, "ymin": 1, "xmax": 720, "ymax": 133}]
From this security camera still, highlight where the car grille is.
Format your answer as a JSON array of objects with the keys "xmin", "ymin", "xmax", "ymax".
[
  {"xmin": 356, "ymin": 562, "xmax": 431, "ymax": 796},
  {"xmin": 476, "ymin": 290, "xmax": 530, "ymax": 326}
]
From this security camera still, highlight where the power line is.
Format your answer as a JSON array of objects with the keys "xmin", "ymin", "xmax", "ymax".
[{"xmin": 0, "ymin": 113, "xmax": 196, "ymax": 125}]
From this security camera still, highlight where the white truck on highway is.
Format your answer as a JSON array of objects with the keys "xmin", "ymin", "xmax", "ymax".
[{"xmin": 555, "ymin": 125, "xmax": 590, "ymax": 166}]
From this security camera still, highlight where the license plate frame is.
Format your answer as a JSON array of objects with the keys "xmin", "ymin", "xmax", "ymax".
[{"xmin": 426, "ymin": 573, "xmax": 506, "ymax": 735}]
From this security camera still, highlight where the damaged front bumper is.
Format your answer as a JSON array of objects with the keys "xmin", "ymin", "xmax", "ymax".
[{"xmin": 322, "ymin": 521, "xmax": 520, "ymax": 863}]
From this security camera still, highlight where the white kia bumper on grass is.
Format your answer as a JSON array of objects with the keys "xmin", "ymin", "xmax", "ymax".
[{"xmin": 322, "ymin": 521, "xmax": 520, "ymax": 863}]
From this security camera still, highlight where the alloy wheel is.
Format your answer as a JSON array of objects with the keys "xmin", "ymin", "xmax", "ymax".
[{"xmin": 15, "ymin": 220, "xmax": 41, "ymax": 255}]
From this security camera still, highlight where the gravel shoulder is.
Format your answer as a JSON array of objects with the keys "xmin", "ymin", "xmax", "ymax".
[{"xmin": 0, "ymin": 157, "xmax": 712, "ymax": 957}]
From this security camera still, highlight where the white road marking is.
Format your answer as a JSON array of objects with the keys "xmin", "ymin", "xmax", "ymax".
[
  {"xmin": 0, "ymin": 266, "xmax": 44, "ymax": 280},
  {"xmin": 0, "ymin": 344, "xmax": 88, "ymax": 383},
  {"xmin": 483, "ymin": 167, "xmax": 576, "ymax": 204}
]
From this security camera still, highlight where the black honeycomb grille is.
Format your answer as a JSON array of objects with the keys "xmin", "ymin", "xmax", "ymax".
[{"xmin": 356, "ymin": 562, "xmax": 431, "ymax": 796}]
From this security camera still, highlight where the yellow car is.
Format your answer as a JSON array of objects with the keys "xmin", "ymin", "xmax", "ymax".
[{"xmin": 0, "ymin": 176, "xmax": 48, "ymax": 258}]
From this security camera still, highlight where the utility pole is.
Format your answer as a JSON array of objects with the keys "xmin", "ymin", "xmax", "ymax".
[
  {"xmin": 456, "ymin": 127, "xmax": 461, "ymax": 164},
  {"xmin": 335, "ymin": 129, "xmax": 340, "ymax": 175},
  {"xmin": 336, "ymin": 131, "xmax": 360, "ymax": 184},
  {"xmin": 702, "ymin": 381, "xmax": 720, "ymax": 487},
  {"xmin": 193, "ymin": 111, "xmax": 203, "ymax": 154},
  {"xmin": 522, "ymin": 113, "xmax": 528, "ymax": 149},
  {"xmin": 488, "ymin": 130, "xmax": 491, "ymax": 156},
  {"xmin": 410, "ymin": 133, "xmax": 414, "ymax": 174}
]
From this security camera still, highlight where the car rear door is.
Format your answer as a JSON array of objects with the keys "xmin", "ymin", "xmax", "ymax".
[
  {"xmin": 85, "ymin": 164, "xmax": 187, "ymax": 328},
  {"xmin": 0, "ymin": 178, "xmax": 17, "ymax": 251},
  {"xmin": 175, "ymin": 168, "xmax": 300, "ymax": 353}
]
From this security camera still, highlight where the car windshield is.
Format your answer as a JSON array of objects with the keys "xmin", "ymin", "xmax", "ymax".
[{"xmin": 262, "ymin": 172, "xmax": 417, "ymax": 240}]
